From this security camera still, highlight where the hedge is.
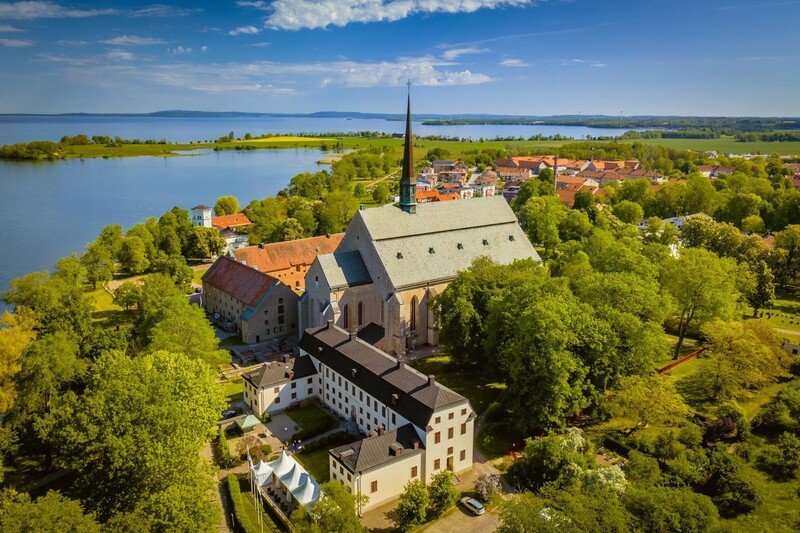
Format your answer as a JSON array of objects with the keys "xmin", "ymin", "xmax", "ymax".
[
  {"xmin": 301, "ymin": 431, "xmax": 354, "ymax": 453},
  {"xmin": 218, "ymin": 429, "xmax": 232, "ymax": 467},
  {"xmin": 226, "ymin": 474, "xmax": 258, "ymax": 533}
]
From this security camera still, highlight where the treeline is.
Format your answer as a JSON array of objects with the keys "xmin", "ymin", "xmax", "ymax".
[
  {"xmin": 736, "ymin": 131, "xmax": 800, "ymax": 142},
  {"xmin": 621, "ymin": 129, "xmax": 721, "ymax": 139},
  {"xmin": 0, "ymin": 135, "xmax": 172, "ymax": 160}
]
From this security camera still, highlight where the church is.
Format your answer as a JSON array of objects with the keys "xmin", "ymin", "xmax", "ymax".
[{"xmin": 300, "ymin": 93, "xmax": 541, "ymax": 356}]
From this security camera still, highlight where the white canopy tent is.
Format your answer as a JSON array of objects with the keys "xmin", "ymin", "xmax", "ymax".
[{"xmin": 249, "ymin": 450, "xmax": 321, "ymax": 510}]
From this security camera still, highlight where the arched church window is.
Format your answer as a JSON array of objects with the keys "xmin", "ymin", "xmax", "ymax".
[
  {"xmin": 342, "ymin": 304, "xmax": 349, "ymax": 330},
  {"xmin": 410, "ymin": 296, "xmax": 417, "ymax": 332},
  {"xmin": 358, "ymin": 301, "xmax": 364, "ymax": 326}
]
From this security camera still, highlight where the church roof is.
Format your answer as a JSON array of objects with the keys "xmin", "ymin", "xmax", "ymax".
[
  {"xmin": 351, "ymin": 196, "xmax": 541, "ymax": 289},
  {"xmin": 316, "ymin": 250, "xmax": 372, "ymax": 290},
  {"xmin": 299, "ymin": 323, "xmax": 468, "ymax": 430}
]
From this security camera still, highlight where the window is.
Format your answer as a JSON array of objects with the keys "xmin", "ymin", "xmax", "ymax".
[
  {"xmin": 461, "ymin": 423, "xmax": 467, "ymax": 435},
  {"xmin": 308, "ymin": 388, "xmax": 313, "ymax": 395},
  {"xmin": 308, "ymin": 377, "xmax": 313, "ymax": 384},
  {"xmin": 410, "ymin": 296, "xmax": 417, "ymax": 332},
  {"xmin": 392, "ymin": 413, "xmax": 396, "ymax": 424},
  {"xmin": 279, "ymin": 298, "xmax": 283, "ymax": 304},
  {"xmin": 357, "ymin": 301, "xmax": 363, "ymax": 326},
  {"xmin": 342, "ymin": 304, "xmax": 349, "ymax": 329},
  {"xmin": 371, "ymin": 480, "xmax": 378, "ymax": 493},
  {"xmin": 264, "ymin": 320, "xmax": 268, "ymax": 325},
  {"xmin": 434, "ymin": 432, "xmax": 441, "ymax": 444},
  {"xmin": 460, "ymin": 450, "xmax": 466, "ymax": 461},
  {"xmin": 447, "ymin": 447, "xmax": 453, "ymax": 455},
  {"xmin": 347, "ymin": 473, "xmax": 351, "ymax": 481},
  {"xmin": 448, "ymin": 413, "xmax": 454, "ymax": 420},
  {"xmin": 291, "ymin": 382, "xmax": 297, "ymax": 389},
  {"xmin": 435, "ymin": 416, "xmax": 441, "ymax": 424},
  {"xmin": 359, "ymin": 391, "xmax": 363, "ymax": 401},
  {"xmin": 339, "ymin": 465, "xmax": 344, "ymax": 474},
  {"xmin": 461, "ymin": 408, "xmax": 467, "ymax": 416},
  {"xmin": 278, "ymin": 305, "xmax": 285, "ymax": 314},
  {"xmin": 434, "ymin": 459, "xmax": 440, "ymax": 470},
  {"xmin": 275, "ymin": 397, "xmax": 280, "ymax": 404},
  {"xmin": 448, "ymin": 427, "xmax": 453, "ymax": 439},
  {"xmin": 291, "ymin": 393, "xmax": 297, "ymax": 400},
  {"xmin": 411, "ymin": 466, "xmax": 418, "ymax": 478},
  {"xmin": 273, "ymin": 387, "xmax": 280, "ymax": 393}
]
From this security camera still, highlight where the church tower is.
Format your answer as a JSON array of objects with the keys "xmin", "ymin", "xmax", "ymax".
[{"xmin": 398, "ymin": 87, "xmax": 417, "ymax": 214}]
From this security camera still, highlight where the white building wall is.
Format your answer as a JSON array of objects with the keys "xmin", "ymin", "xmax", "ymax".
[{"xmin": 244, "ymin": 373, "xmax": 321, "ymax": 416}]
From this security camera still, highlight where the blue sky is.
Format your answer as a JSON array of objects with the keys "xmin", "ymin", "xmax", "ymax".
[{"xmin": 1, "ymin": 0, "xmax": 799, "ymax": 115}]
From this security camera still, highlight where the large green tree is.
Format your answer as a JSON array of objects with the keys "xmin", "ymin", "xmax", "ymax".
[
  {"xmin": 48, "ymin": 350, "xmax": 224, "ymax": 525},
  {"xmin": 214, "ymin": 195, "xmax": 239, "ymax": 216},
  {"xmin": 610, "ymin": 375, "xmax": 690, "ymax": 428},
  {"xmin": 290, "ymin": 481, "xmax": 366, "ymax": 533},
  {"xmin": 0, "ymin": 491, "xmax": 101, "ymax": 533},
  {"xmin": 147, "ymin": 301, "xmax": 227, "ymax": 366},
  {"xmin": 395, "ymin": 480, "xmax": 428, "ymax": 531}
]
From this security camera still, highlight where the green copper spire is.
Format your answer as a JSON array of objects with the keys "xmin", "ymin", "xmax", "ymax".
[{"xmin": 398, "ymin": 83, "xmax": 416, "ymax": 214}]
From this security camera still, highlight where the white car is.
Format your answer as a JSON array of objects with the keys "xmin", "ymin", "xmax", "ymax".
[{"xmin": 460, "ymin": 497, "xmax": 485, "ymax": 516}]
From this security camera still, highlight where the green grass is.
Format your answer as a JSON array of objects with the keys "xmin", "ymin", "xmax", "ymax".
[
  {"xmin": 286, "ymin": 402, "xmax": 338, "ymax": 436},
  {"xmin": 744, "ymin": 292, "xmax": 800, "ymax": 340},
  {"xmin": 87, "ymin": 286, "xmax": 136, "ymax": 328},
  {"xmin": 219, "ymin": 335, "xmax": 243, "ymax": 347},
  {"xmin": 220, "ymin": 377, "xmax": 244, "ymax": 405},
  {"xmin": 192, "ymin": 265, "xmax": 210, "ymax": 285},
  {"xmin": 295, "ymin": 433, "xmax": 360, "ymax": 482},
  {"xmin": 236, "ymin": 476, "xmax": 282, "ymax": 533},
  {"xmin": 410, "ymin": 355, "xmax": 505, "ymax": 415},
  {"xmin": 476, "ymin": 402, "xmax": 526, "ymax": 461}
]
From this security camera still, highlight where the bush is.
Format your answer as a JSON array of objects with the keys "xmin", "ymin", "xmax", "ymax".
[
  {"xmin": 706, "ymin": 403, "xmax": 750, "ymax": 443},
  {"xmin": 704, "ymin": 446, "xmax": 761, "ymax": 517},
  {"xmin": 625, "ymin": 450, "xmax": 661, "ymax": 486},
  {"xmin": 652, "ymin": 431, "xmax": 682, "ymax": 460},
  {"xmin": 474, "ymin": 474, "xmax": 502, "ymax": 502},
  {"xmin": 218, "ymin": 429, "xmax": 232, "ymax": 467},
  {"xmin": 756, "ymin": 432, "xmax": 800, "ymax": 481},
  {"xmin": 624, "ymin": 486, "xmax": 719, "ymax": 533},
  {"xmin": 261, "ymin": 443, "xmax": 273, "ymax": 458},
  {"xmin": 678, "ymin": 423, "xmax": 705, "ymax": 448},
  {"xmin": 226, "ymin": 474, "xmax": 258, "ymax": 533},
  {"xmin": 395, "ymin": 480, "xmax": 428, "ymax": 531}
]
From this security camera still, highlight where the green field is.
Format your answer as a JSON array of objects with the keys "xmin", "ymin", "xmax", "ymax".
[{"xmin": 233, "ymin": 136, "xmax": 338, "ymax": 143}]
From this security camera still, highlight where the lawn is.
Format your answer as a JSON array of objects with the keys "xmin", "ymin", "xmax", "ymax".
[
  {"xmin": 220, "ymin": 377, "xmax": 244, "ymax": 405},
  {"xmin": 295, "ymin": 433, "xmax": 360, "ymax": 482},
  {"xmin": 233, "ymin": 136, "xmax": 338, "ymax": 143},
  {"xmin": 219, "ymin": 335, "xmax": 243, "ymax": 347},
  {"xmin": 286, "ymin": 402, "xmax": 339, "ymax": 438},
  {"xmin": 723, "ymin": 463, "xmax": 800, "ymax": 533},
  {"xmin": 744, "ymin": 291, "xmax": 800, "ymax": 340},
  {"xmin": 410, "ymin": 355, "xmax": 506, "ymax": 415},
  {"xmin": 235, "ymin": 475, "xmax": 282, "ymax": 533},
  {"xmin": 192, "ymin": 265, "xmax": 210, "ymax": 285},
  {"xmin": 87, "ymin": 286, "xmax": 136, "ymax": 328}
]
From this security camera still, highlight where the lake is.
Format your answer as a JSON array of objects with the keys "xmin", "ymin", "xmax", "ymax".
[
  {"xmin": 0, "ymin": 149, "xmax": 325, "ymax": 307},
  {"xmin": 0, "ymin": 115, "xmax": 635, "ymax": 146},
  {"xmin": 0, "ymin": 115, "xmax": 633, "ymax": 306}
]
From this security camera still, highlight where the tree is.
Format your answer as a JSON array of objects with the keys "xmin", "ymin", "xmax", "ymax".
[
  {"xmin": 757, "ymin": 432, "xmax": 800, "ymax": 481},
  {"xmin": 0, "ymin": 491, "xmax": 101, "ymax": 533},
  {"xmin": 699, "ymin": 320, "xmax": 786, "ymax": 400},
  {"xmin": 214, "ymin": 195, "xmax": 239, "ymax": 216},
  {"xmin": 395, "ymin": 479, "xmax": 428, "ymax": 531},
  {"xmin": 113, "ymin": 282, "xmax": 141, "ymax": 312},
  {"xmin": 511, "ymin": 179, "xmax": 555, "ymax": 213},
  {"xmin": 610, "ymin": 375, "xmax": 690, "ymax": 428},
  {"xmin": 741, "ymin": 215, "xmax": 766, "ymax": 233},
  {"xmin": 428, "ymin": 471, "xmax": 460, "ymax": 516},
  {"xmin": 118, "ymin": 236, "xmax": 150, "ymax": 274},
  {"xmin": 279, "ymin": 218, "xmax": 306, "ymax": 241},
  {"xmin": 97, "ymin": 224, "xmax": 124, "ymax": 260},
  {"xmin": 612, "ymin": 200, "xmax": 644, "ymax": 225},
  {"xmin": 623, "ymin": 486, "xmax": 718, "ymax": 532},
  {"xmin": 520, "ymin": 195, "xmax": 568, "ymax": 261},
  {"xmin": 641, "ymin": 217, "xmax": 678, "ymax": 246},
  {"xmin": 0, "ymin": 309, "xmax": 37, "ymax": 412},
  {"xmin": 316, "ymin": 190, "xmax": 358, "ymax": 234},
  {"xmin": 150, "ymin": 255, "xmax": 193, "ymax": 291},
  {"xmin": 773, "ymin": 225, "xmax": 800, "ymax": 286},
  {"xmin": 291, "ymin": 481, "xmax": 366, "ymax": 533},
  {"xmin": 48, "ymin": 350, "xmax": 225, "ymax": 523},
  {"xmin": 474, "ymin": 474, "xmax": 502, "ymax": 502},
  {"xmin": 185, "ymin": 226, "xmax": 226, "ymax": 259},
  {"xmin": 558, "ymin": 210, "xmax": 593, "ymax": 242},
  {"xmin": 624, "ymin": 451, "xmax": 661, "ymax": 486},
  {"xmin": 147, "ymin": 301, "xmax": 227, "ymax": 366},
  {"xmin": 573, "ymin": 189, "xmax": 596, "ymax": 211},
  {"xmin": 743, "ymin": 259, "xmax": 774, "ymax": 316},
  {"xmin": 507, "ymin": 432, "xmax": 589, "ymax": 491},
  {"xmin": 704, "ymin": 446, "xmax": 761, "ymax": 517},
  {"xmin": 662, "ymin": 248, "xmax": 739, "ymax": 358},
  {"xmin": 372, "ymin": 183, "xmax": 390, "ymax": 204},
  {"xmin": 80, "ymin": 241, "xmax": 114, "ymax": 290}
]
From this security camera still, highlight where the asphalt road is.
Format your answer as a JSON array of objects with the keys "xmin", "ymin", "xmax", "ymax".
[{"xmin": 421, "ymin": 505, "xmax": 500, "ymax": 533}]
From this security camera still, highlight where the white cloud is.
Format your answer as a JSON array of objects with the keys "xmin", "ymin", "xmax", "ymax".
[
  {"xmin": 168, "ymin": 45, "xmax": 192, "ymax": 55},
  {"xmin": 200, "ymin": 45, "xmax": 208, "ymax": 52},
  {"xmin": 236, "ymin": 0, "xmax": 269, "ymax": 8},
  {"xmin": 250, "ymin": 41, "xmax": 271, "ymax": 47},
  {"xmin": 128, "ymin": 4, "xmax": 202, "ymax": 17},
  {"xmin": 0, "ymin": 23, "xmax": 23, "ymax": 32},
  {"xmin": 41, "ymin": 54, "xmax": 492, "ymax": 94},
  {"xmin": 105, "ymin": 49, "xmax": 136, "ymax": 61},
  {"xmin": 441, "ymin": 47, "xmax": 487, "ymax": 61},
  {"xmin": 55, "ymin": 39, "xmax": 88, "ymax": 45},
  {"xmin": 99, "ymin": 35, "xmax": 167, "ymax": 46},
  {"xmin": 229, "ymin": 25, "xmax": 261, "ymax": 36},
  {"xmin": 591, "ymin": 62, "xmax": 607, "ymax": 67},
  {"xmin": 0, "ymin": 37, "xmax": 33, "ymax": 46},
  {"xmin": 0, "ymin": 1, "xmax": 117, "ymax": 19},
  {"xmin": 500, "ymin": 58, "xmax": 529, "ymax": 67},
  {"xmin": 262, "ymin": 0, "xmax": 535, "ymax": 31}
]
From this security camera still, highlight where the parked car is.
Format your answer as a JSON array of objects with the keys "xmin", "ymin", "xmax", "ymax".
[
  {"xmin": 221, "ymin": 409, "xmax": 238, "ymax": 419},
  {"xmin": 460, "ymin": 497, "xmax": 485, "ymax": 516}
]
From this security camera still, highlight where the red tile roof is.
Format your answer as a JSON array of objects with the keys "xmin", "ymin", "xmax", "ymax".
[
  {"xmin": 202, "ymin": 255, "xmax": 277, "ymax": 306},
  {"xmin": 211, "ymin": 213, "xmax": 252, "ymax": 228},
  {"xmin": 232, "ymin": 233, "xmax": 344, "ymax": 273}
]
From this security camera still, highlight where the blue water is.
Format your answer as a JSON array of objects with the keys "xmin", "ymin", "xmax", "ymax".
[
  {"xmin": 0, "ymin": 149, "xmax": 325, "ymax": 306},
  {"xmin": 0, "ymin": 115, "xmax": 634, "ymax": 145}
]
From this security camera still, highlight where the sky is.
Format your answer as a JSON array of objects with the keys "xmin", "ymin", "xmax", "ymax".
[{"xmin": 1, "ymin": 0, "xmax": 799, "ymax": 115}]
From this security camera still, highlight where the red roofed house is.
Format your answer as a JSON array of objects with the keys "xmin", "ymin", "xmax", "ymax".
[
  {"xmin": 232, "ymin": 233, "xmax": 344, "ymax": 291},
  {"xmin": 211, "ymin": 213, "xmax": 252, "ymax": 229},
  {"xmin": 202, "ymin": 255, "xmax": 299, "ymax": 344},
  {"xmin": 698, "ymin": 165, "xmax": 735, "ymax": 178}
]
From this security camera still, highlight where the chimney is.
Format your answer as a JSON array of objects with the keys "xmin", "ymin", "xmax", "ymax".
[
  {"xmin": 349, "ymin": 330, "xmax": 357, "ymax": 341},
  {"xmin": 412, "ymin": 441, "xmax": 420, "ymax": 450},
  {"xmin": 351, "ymin": 368, "xmax": 358, "ymax": 379},
  {"xmin": 428, "ymin": 375, "xmax": 436, "ymax": 387},
  {"xmin": 326, "ymin": 319, "xmax": 333, "ymax": 330},
  {"xmin": 397, "ymin": 360, "xmax": 406, "ymax": 370},
  {"xmin": 258, "ymin": 243, "xmax": 264, "ymax": 249}
]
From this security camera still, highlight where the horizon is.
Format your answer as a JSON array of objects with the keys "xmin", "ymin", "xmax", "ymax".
[{"xmin": 1, "ymin": 0, "xmax": 799, "ymax": 115}]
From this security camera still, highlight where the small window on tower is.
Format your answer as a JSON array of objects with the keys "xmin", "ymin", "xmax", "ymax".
[{"xmin": 457, "ymin": 243, "xmax": 463, "ymax": 250}]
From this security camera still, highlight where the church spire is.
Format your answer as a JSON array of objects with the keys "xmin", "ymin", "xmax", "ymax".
[{"xmin": 398, "ymin": 82, "xmax": 417, "ymax": 214}]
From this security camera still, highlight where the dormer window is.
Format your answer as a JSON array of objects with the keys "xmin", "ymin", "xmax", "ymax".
[
  {"xmin": 509, "ymin": 235, "xmax": 515, "ymax": 241},
  {"xmin": 482, "ymin": 239, "xmax": 489, "ymax": 246}
]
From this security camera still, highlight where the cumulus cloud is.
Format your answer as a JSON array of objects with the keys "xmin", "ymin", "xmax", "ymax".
[
  {"xmin": 260, "ymin": 0, "xmax": 535, "ymax": 30},
  {"xmin": 441, "ymin": 47, "xmax": 487, "ymax": 61},
  {"xmin": 99, "ymin": 35, "xmax": 167, "ymax": 46},
  {"xmin": 168, "ymin": 45, "xmax": 192, "ymax": 55},
  {"xmin": 0, "ymin": 37, "xmax": 33, "ymax": 46},
  {"xmin": 229, "ymin": 25, "xmax": 261, "ymax": 36},
  {"xmin": 0, "ymin": 1, "xmax": 117, "ymax": 19},
  {"xmin": 200, "ymin": 45, "xmax": 208, "ymax": 52},
  {"xmin": 500, "ymin": 58, "xmax": 529, "ymax": 67}
]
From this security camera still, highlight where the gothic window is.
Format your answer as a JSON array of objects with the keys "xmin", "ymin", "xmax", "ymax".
[
  {"xmin": 342, "ymin": 304, "xmax": 349, "ymax": 329},
  {"xmin": 410, "ymin": 296, "xmax": 417, "ymax": 332},
  {"xmin": 357, "ymin": 301, "xmax": 363, "ymax": 326}
]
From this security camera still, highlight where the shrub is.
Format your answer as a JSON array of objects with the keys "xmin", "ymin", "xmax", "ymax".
[
  {"xmin": 625, "ymin": 450, "xmax": 661, "ymax": 486},
  {"xmin": 226, "ymin": 474, "xmax": 258, "ymax": 533},
  {"xmin": 704, "ymin": 446, "xmax": 761, "ymax": 517},
  {"xmin": 624, "ymin": 486, "xmax": 719, "ymax": 533},
  {"xmin": 706, "ymin": 403, "xmax": 750, "ymax": 443},
  {"xmin": 218, "ymin": 429, "xmax": 232, "ymax": 467},
  {"xmin": 395, "ymin": 480, "xmax": 428, "ymax": 531},
  {"xmin": 652, "ymin": 431, "xmax": 682, "ymax": 460},
  {"xmin": 678, "ymin": 423, "xmax": 705, "ymax": 448},
  {"xmin": 474, "ymin": 474, "xmax": 502, "ymax": 502},
  {"xmin": 756, "ymin": 432, "xmax": 800, "ymax": 481},
  {"xmin": 261, "ymin": 443, "xmax": 273, "ymax": 458}
]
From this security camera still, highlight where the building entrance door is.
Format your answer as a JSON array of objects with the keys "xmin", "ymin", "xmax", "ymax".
[{"xmin": 447, "ymin": 456, "xmax": 454, "ymax": 471}]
